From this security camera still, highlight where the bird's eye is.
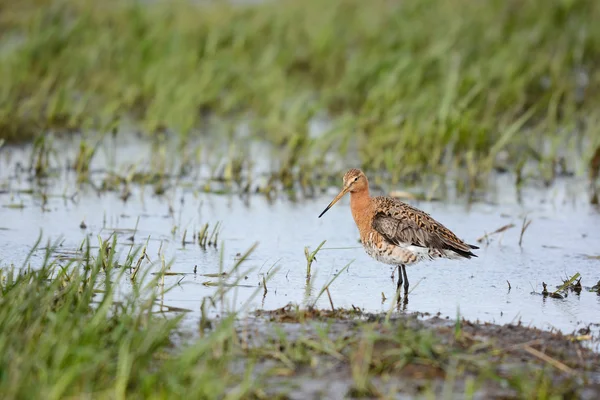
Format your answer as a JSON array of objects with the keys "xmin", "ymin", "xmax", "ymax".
[{"xmin": 354, "ymin": 177, "xmax": 359, "ymax": 182}]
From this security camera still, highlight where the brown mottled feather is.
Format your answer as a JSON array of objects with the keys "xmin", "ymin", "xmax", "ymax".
[{"xmin": 371, "ymin": 197, "xmax": 479, "ymax": 259}]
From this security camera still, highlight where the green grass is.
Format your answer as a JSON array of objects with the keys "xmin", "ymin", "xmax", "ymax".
[
  {"xmin": 1, "ymin": 234, "xmax": 597, "ymax": 399},
  {"xmin": 0, "ymin": 235, "xmax": 262, "ymax": 399},
  {"xmin": 1, "ymin": 0, "xmax": 600, "ymax": 187}
]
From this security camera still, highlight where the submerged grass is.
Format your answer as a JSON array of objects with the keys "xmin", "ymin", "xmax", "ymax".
[{"xmin": 1, "ymin": 0, "xmax": 600, "ymax": 187}]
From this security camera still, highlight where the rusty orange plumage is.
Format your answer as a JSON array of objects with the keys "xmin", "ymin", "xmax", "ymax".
[{"xmin": 318, "ymin": 169, "xmax": 478, "ymax": 294}]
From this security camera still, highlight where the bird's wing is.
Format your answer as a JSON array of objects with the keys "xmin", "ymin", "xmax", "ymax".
[
  {"xmin": 371, "ymin": 197, "xmax": 477, "ymax": 257},
  {"xmin": 372, "ymin": 212, "xmax": 445, "ymax": 249}
]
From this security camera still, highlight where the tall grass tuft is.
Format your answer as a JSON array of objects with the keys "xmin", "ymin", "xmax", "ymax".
[{"xmin": 0, "ymin": 236, "xmax": 259, "ymax": 399}]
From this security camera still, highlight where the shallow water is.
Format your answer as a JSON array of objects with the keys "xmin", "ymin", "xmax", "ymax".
[{"xmin": 1, "ymin": 135, "xmax": 599, "ymax": 342}]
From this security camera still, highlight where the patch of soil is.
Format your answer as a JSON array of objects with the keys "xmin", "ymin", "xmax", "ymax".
[{"xmin": 236, "ymin": 306, "xmax": 600, "ymax": 399}]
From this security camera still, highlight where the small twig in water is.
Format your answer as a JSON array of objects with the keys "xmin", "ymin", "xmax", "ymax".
[
  {"xmin": 477, "ymin": 223, "xmax": 515, "ymax": 243},
  {"xmin": 311, "ymin": 261, "xmax": 352, "ymax": 307},
  {"xmin": 573, "ymin": 277, "xmax": 582, "ymax": 293},
  {"xmin": 326, "ymin": 287, "xmax": 335, "ymax": 311},
  {"xmin": 519, "ymin": 217, "xmax": 532, "ymax": 247},
  {"xmin": 207, "ymin": 222, "xmax": 221, "ymax": 248},
  {"xmin": 554, "ymin": 273, "xmax": 581, "ymax": 296},
  {"xmin": 198, "ymin": 223, "xmax": 209, "ymax": 249},
  {"xmin": 262, "ymin": 276, "xmax": 268, "ymax": 296},
  {"xmin": 507, "ymin": 280, "xmax": 511, "ymax": 291},
  {"xmin": 542, "ymin": 282, "xmax": 564, "ymax": 299}
]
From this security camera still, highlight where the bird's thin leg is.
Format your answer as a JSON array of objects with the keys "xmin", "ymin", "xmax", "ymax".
[
  {"xmin": 401, "ymin": 264, "xmax": 409, "ymax": 293},
  {"xmin": 396, "ymin": 264, "xmax": 403, "ymax": 292},
  {"xmin": 396, "ymin": 289, "xmax": 409, "ymax": 311}
]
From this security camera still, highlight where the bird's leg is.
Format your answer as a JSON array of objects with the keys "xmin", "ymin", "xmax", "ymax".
[
  {"xmin": 401, "ymin": 264, "xmax": 409, "ymax": 293},
  {"xmin": 396, "ymin": 264, "xmax": 403, "ymax": 292},
  {"xmin": 396, "ymin": 289, "xmax": 409, "ymax": 310}
]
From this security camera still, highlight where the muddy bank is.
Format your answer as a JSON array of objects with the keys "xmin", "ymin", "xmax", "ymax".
[{"xmin": 234, "ymin": 306, "xmax": 600, "ymax": 399}]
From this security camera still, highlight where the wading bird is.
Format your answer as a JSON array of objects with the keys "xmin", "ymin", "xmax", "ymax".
[{"xmin": 318, "ymin": 169, "xmax": 478, "ymax": 298}]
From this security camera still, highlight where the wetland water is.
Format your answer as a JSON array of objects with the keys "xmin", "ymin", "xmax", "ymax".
[{"xmin": 1, "ymin": 135, "xmax": 599, "ymax": 342}]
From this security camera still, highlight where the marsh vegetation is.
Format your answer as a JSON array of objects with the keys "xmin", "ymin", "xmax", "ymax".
[
  {"xmin": 2, "ymin": 0, "xmax": 600, "ymax": 191},
  {"xmin": 1, "ymin": 0, "xmax": 600, "ymax": 398}
]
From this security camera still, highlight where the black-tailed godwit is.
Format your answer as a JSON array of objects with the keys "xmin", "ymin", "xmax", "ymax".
[{"xmin": 318, "ymin": 168, "xmax": 478, "ymax": 296}]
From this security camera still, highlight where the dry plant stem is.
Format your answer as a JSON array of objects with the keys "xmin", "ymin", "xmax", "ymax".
[
  {"xmin": 477, "ymin": 224, "xmax": 515, "ymax": 243},
  {"xmin": 519, "ymin": 217, "xmax": 532, "ymax": 247},
  {"xmin": 326, "ymin": 287, "xmax": 335, "ymax": 311},
  {"xmin": 522, "ymin": 345, "xmax": 575, "ymax": 375},
  {"xmin": 262, "ymin": 276, "xmax": 268, "ymax": 296}
]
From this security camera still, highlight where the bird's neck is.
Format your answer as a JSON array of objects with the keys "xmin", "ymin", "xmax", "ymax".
[{"xmin": 349, "ymin": 189, "xmax": 372, "ymax": 237}]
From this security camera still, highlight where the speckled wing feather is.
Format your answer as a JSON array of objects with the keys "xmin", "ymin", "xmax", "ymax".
[{"xmin": 371, "ymin": 197, "xmax": 478, "ymax": 258}]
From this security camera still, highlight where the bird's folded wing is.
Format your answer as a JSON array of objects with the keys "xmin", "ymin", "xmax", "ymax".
[
  {"xmin": 372, "ymin": 211, "xmax": 475, "ymax": 256},
  {"xmin": 372, "ymin": 213, "xmax": 446, "ymax": 249}
]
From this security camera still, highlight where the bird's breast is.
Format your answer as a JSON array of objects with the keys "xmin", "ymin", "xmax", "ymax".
[{"xmin": 361, "ymin": 233, "xmax": 426, "ymax": 265}]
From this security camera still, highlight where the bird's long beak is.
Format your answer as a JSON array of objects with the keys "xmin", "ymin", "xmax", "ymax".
[{"xmin": 318, "ymin": 187, "xmax": 350, "ymax": 218}]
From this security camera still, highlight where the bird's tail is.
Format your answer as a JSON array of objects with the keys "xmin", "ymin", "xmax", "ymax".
[{"xmin": 451, "ymin": 243, "xmax": 479, "ymax": 259}]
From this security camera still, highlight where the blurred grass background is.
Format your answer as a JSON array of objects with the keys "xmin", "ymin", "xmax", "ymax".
[{"xmin": 1, "ymin": 0, "xmax": 600, "ymax": 183}]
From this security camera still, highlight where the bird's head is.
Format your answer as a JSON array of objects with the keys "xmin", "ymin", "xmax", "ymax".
[
  {"xmin": 342, "ymin": 168, "xmax": 368, "ymax": 193},
  {"xmin": 318, "ymin": 168, "xmax": 368, "ymax": 218}
]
